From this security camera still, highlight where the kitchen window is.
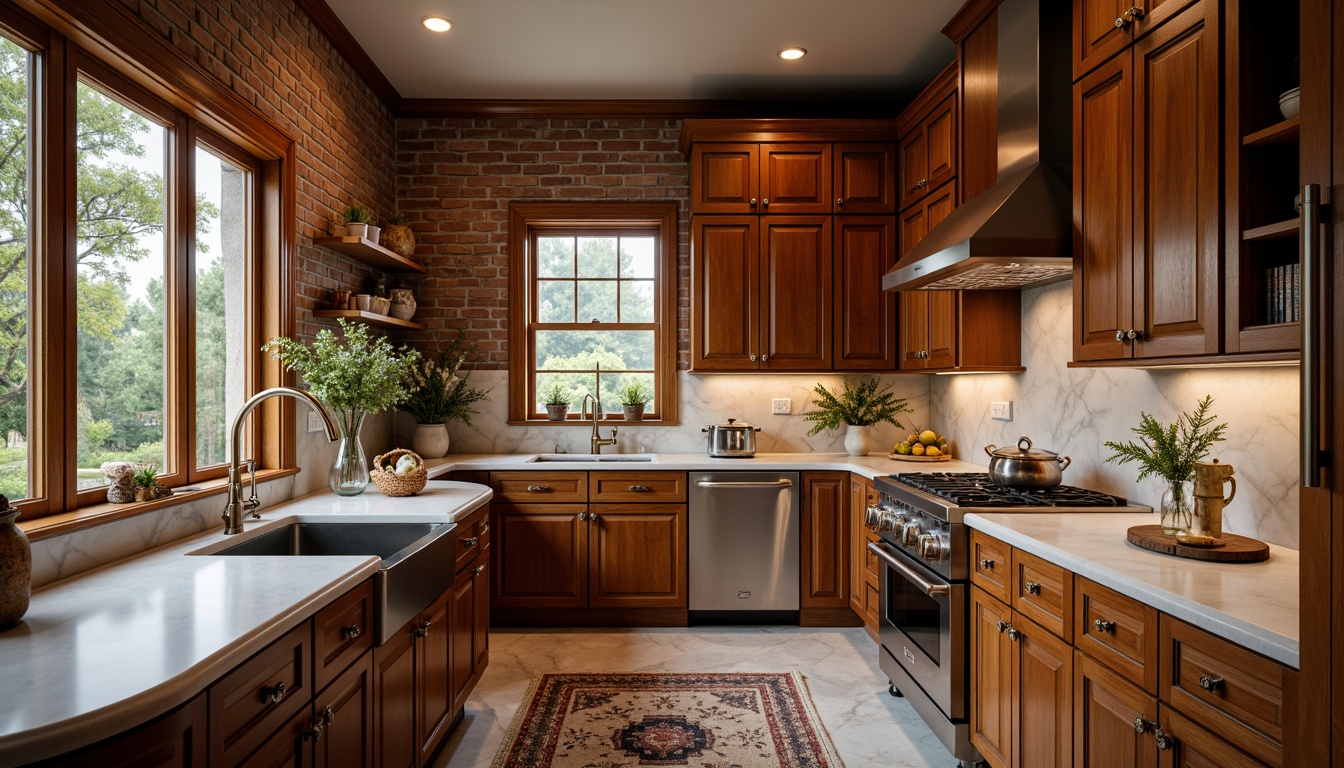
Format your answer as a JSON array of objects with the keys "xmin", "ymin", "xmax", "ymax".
[
  {"xmin": 507, "ymin": 202, "xmax": 679, "ymax": 424},
  {"xmin": 1, "ymin": 12, "xmax": 295, "ymax": 525}
]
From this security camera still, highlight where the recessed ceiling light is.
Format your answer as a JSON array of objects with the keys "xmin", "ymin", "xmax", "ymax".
[
  {"xmin": 421, "ymin": 16, "xmax": 452, "ymax": 32},
  {"xmin": 778, "ymin": 47, "xmax": 807, "ymax": 61}
]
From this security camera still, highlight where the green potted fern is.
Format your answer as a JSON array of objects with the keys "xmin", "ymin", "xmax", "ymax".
[
  {"xmin": 340, "ymin": 202, "xmax": 375, "ymax": 240},
  {"xmin": 1104, "ymin": 395, "xmax": 1228, "ymax": 535},
  {"xmin": 542, "ymin": 382, "xmax": 571, "ymax": 421},
  {"xmin": 805, "ymin": 377, "xmax": 911, "ymax": 456},
  {"xmin": 619, "ymin": 379, "xmax": 652, "ymax": 421}
]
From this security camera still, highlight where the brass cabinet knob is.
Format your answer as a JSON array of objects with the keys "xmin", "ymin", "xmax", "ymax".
[
  {"xmin": 578, "ymin": 511, "xmax": 587, "ymax": 521},
  {"xmin": 414, "ymin": 618, "xmax": 432, "ymax": 638},
  {"xmin": 262, "ymin": 681, "xmax": 287, "ymax": 704},
  {"xmin": 1024, "ymin": 581, "xmax": 1042, "ymax": 595},
  {"xmin": 464, "ymin": 536, "xmax": 478, "ymax": 547},
  {"xmin": 1126, "ymin": 328, "xmax": 1141, "ymax": 340},
  {"xmin": 1115, "ymin": 6, "xmax": 1145, "ymax": 28},
  {"xmin": 1116, "ymin": 330, "xmax": 1126, "ymax": 342},
  {"xmin": 1093, "ymin": 619, "xmax": 1116, "ymax": 634},
  {"xmin": 762, "ymin": 198, "xmax": 769, "ymax": 206},
  {"xmin": 979, "ymin": 558, "xmax": 994, "ymax": 570},
  {"xmin": 590, "ymin": 512, "xmax": 599, "ymax": 521},
  {"xmin": 836, "ymin": 197, "xmax": 844, "ymax": 206},
  {"xmin": 750, "ymin": 198, "xmax": 758, "ymax": 206},
  {"xmin": 996, "ymin": 619, "xmax": 1008, "ymax": 633},
  {"xmin": 1198, "ymin": 675, "xmax": 1225, "ymax": 693},
  {"xmin": 1153, "ymin": 727, "xmax": 1173, "ymax": 751},
  {"xmin": 1134, "ymin": 717, "xmax": 1151, "ymax": 734},
  {"xmin": 341, "ymin": 624, "xmax": 362, "ymax": 640},
  {"xmin": 1005, "ymin": 626, "xmax": 1021, "ymax": 641},
  {"xmin": 475, "ymin": 564, "xmax": 485, "ymax": 574}
]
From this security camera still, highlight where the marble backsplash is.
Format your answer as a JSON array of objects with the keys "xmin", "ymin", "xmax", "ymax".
[{"xmin": 931, "ymin": 282, "xmax": 1301, "ymax": 549}]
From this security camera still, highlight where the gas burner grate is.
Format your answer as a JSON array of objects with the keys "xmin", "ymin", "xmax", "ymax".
[{"xmin": 892, "ymin": 472, "xmax": 1126, "ymax": 508}]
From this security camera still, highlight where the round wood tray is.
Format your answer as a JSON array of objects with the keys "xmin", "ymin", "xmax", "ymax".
[
  {"xmin": 1126, "ymin": 525, "xmax": 1269, "ymax": 563},
  {"xmin": 887, "ymin": 453, "xmax": 951, "ymax": 462}
]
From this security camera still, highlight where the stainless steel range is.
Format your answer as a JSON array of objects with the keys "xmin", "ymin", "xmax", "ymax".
[{"xmin": 865, "ymin": 472, "xmax": 1150, "ymax": 767}]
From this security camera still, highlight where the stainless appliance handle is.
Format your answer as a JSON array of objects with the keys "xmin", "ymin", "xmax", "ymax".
[
  {"xmin": 1301, "ymin": 184, "xmax": 1323, "ymax": 487},
  {"xmin": 868, "ymin": 541, "xmax": 949, "ymax": 597},
  {"xmin": 694, "ymin": 479, "xmax": 794, "ymax": 489}
]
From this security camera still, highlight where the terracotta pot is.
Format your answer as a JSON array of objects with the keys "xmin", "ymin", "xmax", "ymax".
[
  {"xmin": 382, "ymin": 224, "xmax": 416, "ymax": 258},
  {"xmin": 0, "ymin": 500, "xmax": 30, "ymax": 631}
]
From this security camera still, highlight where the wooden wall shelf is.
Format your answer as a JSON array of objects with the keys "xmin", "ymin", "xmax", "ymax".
[
  {"xmin": 313, "ymin": 236, "xmax": 427, "ymax": 274},
  {"xmin": 1242, "ymin": 117, "xmax": 1300, "ymax": 147},
  {"xmin": 312, "ymin": 309, "xmax": 426, "ymax": 330},
  {"xmin": 1243, "ymin": 219, "xmax": 1301, "ymax": 241}
]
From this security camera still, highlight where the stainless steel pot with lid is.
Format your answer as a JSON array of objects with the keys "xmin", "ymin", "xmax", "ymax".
[
  {"xmin": 984, "ymin": 436, "xmax": 1072, "ymax": 488},
  {"xmin": 702, "ymin": 418, "xmax": 761, "ymax": 458}
]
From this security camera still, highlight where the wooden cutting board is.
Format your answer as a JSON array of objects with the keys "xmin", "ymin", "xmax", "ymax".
[{"xmin": 1126, "ymin": 525, "xmax": 1270, "ymax": 563}]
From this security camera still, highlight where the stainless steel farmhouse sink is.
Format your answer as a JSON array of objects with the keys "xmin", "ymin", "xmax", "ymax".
[
  {"xmin": 526, "ymin": 454, "xmax": 656, "ymax": 463},
  {"xmin": 203, "ymin": 521, "xmax": 457, "ymax": 644}
]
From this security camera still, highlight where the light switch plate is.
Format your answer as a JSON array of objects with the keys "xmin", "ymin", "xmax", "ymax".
[
  {"xmin": 307, "ymin": 408, "xmax": 326, "ymax": 433},
  {"xmin": 771, "ymin": 398, "xmax": 792, "ymax": 415},
  {"xmin": 990, "ymin": 401, "xmax": 1013, "ymax": 421}
]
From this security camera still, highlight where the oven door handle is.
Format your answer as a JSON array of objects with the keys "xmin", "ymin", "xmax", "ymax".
[{"xmin": 868, "ymin": 541, "xmax": 950, "ymax": 597}]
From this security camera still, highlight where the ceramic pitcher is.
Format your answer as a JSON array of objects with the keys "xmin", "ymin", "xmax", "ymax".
[{"xmin": 1191, "ymin": 459, "xmax": 1236, "ymax": 539}]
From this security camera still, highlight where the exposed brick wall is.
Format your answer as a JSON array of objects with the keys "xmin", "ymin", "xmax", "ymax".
[
  {"xmin": 395, "ymin": 118, "xmax": 691, "ymax": 369},
  {"xmin": 112, "ymin": 0, "xmax": 398, "ymax": 342}
]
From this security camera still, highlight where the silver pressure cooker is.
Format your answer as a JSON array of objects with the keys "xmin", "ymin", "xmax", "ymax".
[{"xmin": 701, "ymin": 418, "xmax": 761, "ymax": 458}]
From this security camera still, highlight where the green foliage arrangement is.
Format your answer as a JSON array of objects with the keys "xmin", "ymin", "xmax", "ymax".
[
  {"xmin": 804, "ymin": 377, "xmax": 911, "ymax": 435},
  {"xmin": 387, "ymin": 210, "xmax": 410, "ymax": 227},
  {"xmin": 1104, "ymin": 395, "xmax": 1229, "ymax": 483},
  {"xmin": 132, "ymin": 464, "xmax": 158, "ymax": 489},
  {"xmin": 263, "ymin": 319, "xmax": 420, "ymax": 436},
  {"xmin": 401, "ymin": 329, "xmax": 489, "ymax": 425},
  {"xmin": 541, "ymin": 383, "xmax": 571, "ymax": 406},
  {"xmin": 619, "ymin": 379, "xmax": 652, "ymax": 406},
  {"xmin": 341, "ymin": 203, "xmax": 375, "ymax": 225}
]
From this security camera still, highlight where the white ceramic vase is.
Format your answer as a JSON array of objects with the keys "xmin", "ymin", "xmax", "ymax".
[
  {"xmin": 412, "ymin": 423, "xmax": 450, "ymax": 459},
  {"xmin": 844, "ymin": 424, "xmax": 871, "ymax": 457}
]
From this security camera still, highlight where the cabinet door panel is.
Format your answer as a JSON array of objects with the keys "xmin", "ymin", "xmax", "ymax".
[
  {"xmin": 491, "ymin": 504, "xmax": 589, "ymax": 608},
  {"xmin": 762, "ymin": 144, "xmax": 832, "ymax": 213},
  {"xmin": 925, "ymin": 94, "xmax": 957, "ymax": 193},
  {"xmin": 238, "ymin": 708, "xmax": 310, "ymax": 768},
  {"xmin": 314, "ymin": 654, "xmax": 374, "ymax": 768},
  {"xmin": 833, "ymin": 217, "xmax": 897, "ymax": 370},
  {"xmin": 209, "ymin": 622, "xmax": 311, "ymax": 766},
  {"xmin": 691, "ymin": 216, "xmax": 760, "ymax": 370},
  {"xmin": 848, "ymin": 477, "xmax": 867, "ymax": 615},
  {"xmin": 971, "ymin": 588, "xmax": 1014, "ymax": 767},
  {"xmin": 834, "ymin": 143, "xmax": 896, "ymax": 213},
  {"xmin": 450, "ymin": 562, "xmax": 477, "ymax": 712},
  {"xmin": 1158, "ymin": 704, "xmax": 1268, "ymax": 768},
  {"xmin": 1132, "ymin": 0, "xmax": 1221, "ymax": 358},
  {"xmin": 690, "ymin": 144, "xmax": 758, "ymax": 213},
  {"xmin": 473, "ymin": 550, "xmax": 490, "ymax": 675},
  {"xmin": 1074, "ymin": 52, "xmax": 1135, "ymax": 361},
  {"xmin": 899, "ymin": 290, "xmax": 930, "ymax": 370},
  {"xmin": 373, "ymin": 626, "xmax": 417, "ymax": 768},
  {"xmin": 45, "ymin": 696, "xmax": 208, "ymax": 768},
  {"xmin": 588, "ymin": 504, "xmax": 687, "ymax": 608},
  {"xmin": 1017, "ymin": 616, "xmax": 1073, "ymax": 768},
  {"xmin": 417, "ymin": 594, "xmax": 452, "ymax": 766},
  {"xmin": 800, "ymin": 472, "xmax": 848, "ymax": 608},
  {"xmin": 1075, "ymin": 0, "xmax": 1136, "ymax": 78},
  {"xmin": 760, "ymin": 217, "xmax": 832, "ymax": 369},
  {"xmin": 1075, "ymin": 652, "xmax": 1159, "ymax": 768},
  {"xmin": 900, "ymin": 128, "xmax": 929, "ymax": 208},
  {"xmin": 921, "ymin": 184, "xmax": 958, "ymax": 369}
]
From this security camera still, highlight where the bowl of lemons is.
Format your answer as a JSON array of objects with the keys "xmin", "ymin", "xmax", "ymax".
[{"xmin": 890, "ymin": 429, "xmax": 951, "ymax": 461}]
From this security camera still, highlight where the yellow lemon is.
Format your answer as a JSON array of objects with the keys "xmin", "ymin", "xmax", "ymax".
[
  {"xmin": 925, "ymin": 445, "xmax": 942, "ymax": 457},
  {"xmin": 919, "ymin": 430, "xmax": 938, "ymax": 445},
  {"xmin": 911, "ymin": 443, "xmax": 926, "ymax": 456}
]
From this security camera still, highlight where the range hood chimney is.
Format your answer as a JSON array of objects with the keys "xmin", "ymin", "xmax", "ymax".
[{"xmin": 883, "ymin": 0, "xmax": 1073, "ymax": 292}]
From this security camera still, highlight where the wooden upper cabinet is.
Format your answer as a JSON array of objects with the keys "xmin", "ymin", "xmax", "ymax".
[
  {"xmin": 691, "ymin": 216, "xmax": 760, "ymax": 370},
  {"xmin": 760, "ymin": 217, "xmax": 832, "ymax": 370},
  {"xmin": 834, "ymin": 143, "xmax": 897, "ymax": 213},
  {"xmin": 1074, "ymin": 0, "xmax": 1197, "ymax": 79},
  {"xmin": 924, "ymin": 290, "xmax": 958, "ymax": 370},
  {"xmin": 761, "ymin": 144, "xmax": 832, "ymax": 214},
  {"xmin": 899, "ymin": 92, "xmax": 957, "ymax": 209},
  {"xmin": 690, "ymin": 143, "xmax": 760, "ymax": 213},
  {"xmin": 833, "ymin": 217, "xmax": 897, "ymax": 370}
]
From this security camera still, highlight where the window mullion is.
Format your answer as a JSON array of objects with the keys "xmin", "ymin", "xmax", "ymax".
[{"xmin": 164, "ymin": 114, "xmax": 192, "ymax": 487}]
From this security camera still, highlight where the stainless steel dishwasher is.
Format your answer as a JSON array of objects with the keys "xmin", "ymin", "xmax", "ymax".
[{"xmin": 688, "ymin": 471, "xmax": 800, "ymax": 623}]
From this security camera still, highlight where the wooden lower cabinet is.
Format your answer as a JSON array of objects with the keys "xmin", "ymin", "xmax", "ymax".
[
  {"xmin": 451, "ymin": 546, "xmax": 491, "ymax": 712},
  {"xmin": 1075, "ymin": 652, "xmax": 1159, "ymax": 768},
  {"xmin": 40, "ymin": 695, "xmax": 208, "ymax": 768},
  {"xmin": 374, "ymin": 627, "xmax": 418, "ymax": 768},
  {"xmin": 589, "ymin": 504, "xmax": 687, "ymax": 608},
  {"xmin": 800, "ymin": 471, "xmax": 859, "ymax": 627},
  {"xmin": 313, "ymin": 654, "xmax": 375, "ymax": 768},
  {"xmin": 373, "ymin": 590, "xmax": 454, "ymax": 768},
  {"xmin": 971, "ymin": 586, "xmax": 1072, "ymax": 768},
  {"xmin": 491, "ymin": 503, "xmax": 588, "ymax": 608},
  {"xmin": 1158, "ymin": 704, "xmax": 1268, "ymax": 768},
  {"xmin": 415, "ymin": 593, "xmax": 452, "ymax": 767}
]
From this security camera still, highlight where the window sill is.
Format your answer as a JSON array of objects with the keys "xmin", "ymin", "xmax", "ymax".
[
  {"xmin": 507, "ymin": 419, "xmax": 680, "ymax": 427},
  {"xmin": 19, "ymin": 468, "xmax": 301, "ymax": 542}
]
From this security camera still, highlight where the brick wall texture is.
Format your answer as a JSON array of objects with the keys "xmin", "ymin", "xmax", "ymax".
[
  {"xmin": 113, "ymin": 0, "xmax": 399, "ymax": 342},
  {"xmin": 395, "ymin": 118, "xmax": 692, "ymax": 370}
]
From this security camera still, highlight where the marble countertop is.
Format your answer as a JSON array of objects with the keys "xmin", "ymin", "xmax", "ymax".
[
  {"xmin": 425, "ymin": 451, "xmax": 986, "ymax": 480},
  {"xmin": 965, "ymin": 512, "xmax": 1299, "ymax": 668},
  {"xmin": 0, "ymin": 481, "xmax": 493, "ymax": 765}
]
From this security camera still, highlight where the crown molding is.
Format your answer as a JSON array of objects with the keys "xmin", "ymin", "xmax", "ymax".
[
  {"xmin": 292, "ymin": 0, "xmax": 402, "ymax": 110},
  {"xmin": 398, "ymin": 98, "xmax": 902, "ymax": 120}
]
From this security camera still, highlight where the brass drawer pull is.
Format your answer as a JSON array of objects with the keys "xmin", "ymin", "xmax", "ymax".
[
  {"xmin": 1005, "ymin": 625, "xmax": 1021, "ymax": 641},
  {"xmin": 463, "ymin": 536, "xmax": 479, "ymax": 547},
  {"xmin": 414, "ymin": 618, "xmax": 432, "ymax": 638},
  {"xmin": 1134, "ymin": 717, "xmax": 1151, "ymax": 734},
  {"xmin": 526, "ymin": 484, "xmax": 551, "ymax": 492},
  {"xmin": 996, "ymin": 619, "xmax": 1008, "ymax": 633},
  {"xmin": 479, "ymin": 521, "xmax": 489, "ymax": 533},
  {"xmin": 262, "ymin": 681, "xmax": 287, "ymax": 704},
  {"xmin": 341, "ymin": 624, "xmax": 362, "ymax": 640},
  {"xmin": 475, "ymin": 564, "xmax": 485, "ymax": 574},
  {"xmin": 628, "ymin": 485, "xmax": 653, "ymax": 492},
  {"xmin": 1198, "ymin": 675, "xmax": 1225, "ymax": 693},
  {"xmin": 1153, "ymin": 726, "xmax": 1173, "ymax": 751},
  {"xmin": 979, "ymin": 558, "xmax": 994, "ymax": 570},
  {"xmin": 1024, "ymin": 581, "xmax": 1042, "ymax": 595},
  {"xmin": 1093, "ymin": 619, "xmax": 1116, "ymax": 634}
]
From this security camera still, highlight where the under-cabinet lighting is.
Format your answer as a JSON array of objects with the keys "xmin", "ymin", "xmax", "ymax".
[
  {"xmin": 422, "ymin": 16, "xmax": 453, "ymax": 32},
  {"xmin": 778, "ymin": 47, "xmax": 807, "ymax": 60}
]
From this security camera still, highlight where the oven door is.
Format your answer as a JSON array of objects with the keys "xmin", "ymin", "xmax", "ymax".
[{"xmin": 868, "ymin": 540, "xmax": 965, "ymax": 720}]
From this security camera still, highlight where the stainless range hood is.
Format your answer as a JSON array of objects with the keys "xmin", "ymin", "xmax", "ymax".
[{"xmin": 884, "ymin": 0, "xmax": 1072, "ymax": 292}]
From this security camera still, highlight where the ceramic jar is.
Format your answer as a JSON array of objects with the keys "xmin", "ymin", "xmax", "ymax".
[
  {"xmin": 412, "ymin": 423, "xmax": 450, "ymax": 459},
  {"xmin": 1192, "ymin": 460, "xmax": 1237, "ymax": 539},
  {"xmin": 389, "ymin": 289, "xmax": 416, "ymax": 321},
  {"xmin": 382, "ymin": 223, "xmax": 416, "ymax": 258},
  {"xmin": 844, "ymin": 424, "xmax": 871, "ymax": 457},
  {"xmin": 0, "ymin": 497, "xmax": 31, "ymax": 631}
]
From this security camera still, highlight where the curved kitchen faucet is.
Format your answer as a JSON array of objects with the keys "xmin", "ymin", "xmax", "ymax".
[
  {"xmin": 222, "ymin": 387, "xmax": 339, "ymax": 534},
  {"xmin": 581, "ymin": 393, "xmax": 617, "ymax": 454}
]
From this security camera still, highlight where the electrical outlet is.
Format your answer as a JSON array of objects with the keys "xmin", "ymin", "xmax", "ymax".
[
  {"xmin": 771, "ymin": 398, "xmax": 792, "ymax": 415},
  {"xmin": 307, "ymin": 408, "xmax": 326, "ymax": 433},
  {"xmin": 990, "ymin": 401, "xmax": 1013, "ymax": 421}
]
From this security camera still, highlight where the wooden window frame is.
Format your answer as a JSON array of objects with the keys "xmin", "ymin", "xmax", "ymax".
[
  {"xmin": 508, "ymin": 202, "xmax": 679, "ymax": 425},
  {"xmin": 5, "ymin": 1, "xmax": 299, "ymax": 527}
]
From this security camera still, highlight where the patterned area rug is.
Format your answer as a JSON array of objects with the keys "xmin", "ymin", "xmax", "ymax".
[{"xmin": 491, "ymin": 672, "xmax": 844, "ymax": 768}]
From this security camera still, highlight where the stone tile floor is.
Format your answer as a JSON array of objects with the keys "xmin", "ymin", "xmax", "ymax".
[{"xmin": 434, "ymin": 626, "xmax": 949, "ymax": 767}]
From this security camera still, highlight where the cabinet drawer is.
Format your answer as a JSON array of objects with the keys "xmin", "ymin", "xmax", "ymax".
[
  {"xmin": 863, "ymin": 529, "xmax": 881, "ymax": 582},
  {"xmin": 1159, "ymin": 703, "xmax": 1268, "ymax": 768},
  {"xmin": 490, "ymin": 471, "xmax": 587, "ymax": 503},
  {"xmin": 1012, "ymin": 550, "xmax": 1072, "ymax": 642},
  {"xmin": 314, "ymin": 579, "xmax": 374, "ymax": 692},
  {"xmin": 1161, "ymin": 616, "xmax": 1292, "ymax": 766},
  {"xmin": 590, "ymin": 471, "xmax": 688, "ymax": 503},
  {"xmin": 1075, "ymin": 577, "xmax": 1158, "ymax": 693},
  {"xmin": 454, "ymin": 505, "xmax": 491, "ymax": 573},
  {"xmin": 969, "ymin": 530, "xmax": 1011, "ymax": 604},
  {"xmin": 864, "ymin": 581, "xmax": 880, "ymax": 625},
  {"xmin": 209, "ymin": 621, "xmax": 311, "ymax": 765}
]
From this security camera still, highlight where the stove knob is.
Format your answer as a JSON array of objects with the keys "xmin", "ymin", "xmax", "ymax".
[
  {"xmin": 917, "ymin": 533, "xmax": 943, "ymax": 561},
  {"xmin": 900, "ymin": 520, "xmax": 922, "ymax": 545},
  {"xmin": 864, "ymin": 505, "xmax": 882, "ymax": 530}
]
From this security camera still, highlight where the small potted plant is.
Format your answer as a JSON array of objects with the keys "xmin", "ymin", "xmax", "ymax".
[
  {"xmin": 340, "ymin": 203, "xmax": 375, "ymax": 240},
  {"xmin": 132, "ymin": 464, "xmax": 171, "ymax": 502},
  {"xmin": 1104, "ymin": 395, "xmax": 1228, "ymax": 535},
  {"xmin": 619, "ymin": 380, "xmax": 652, "ymax": 421},
  {"xmin": 400, "ymin": 329, "xmax": 489, "ymax": 458},
  {"xmin": 542, "ymin": 383, "xmax": 571, "ymax": 421},
  {"xmin": 804, "ymin": 377, "xmax": 911, "ymax": 456}
]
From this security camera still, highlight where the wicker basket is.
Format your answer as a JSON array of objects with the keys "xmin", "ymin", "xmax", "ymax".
[{"xmin": 370, "ymin": 449, "xmax": 427, "ymax": 496}]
